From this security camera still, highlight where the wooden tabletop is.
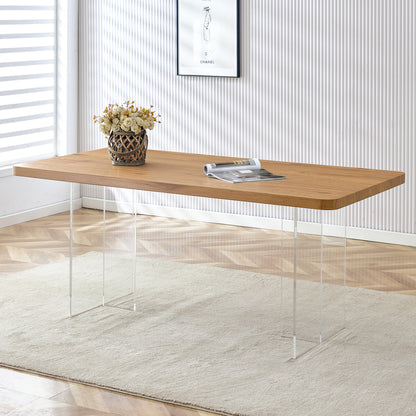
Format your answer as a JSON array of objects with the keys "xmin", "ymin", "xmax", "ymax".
[{"xmin": 13, "ymin": 148, "xmax": 405, "ymax": 210}]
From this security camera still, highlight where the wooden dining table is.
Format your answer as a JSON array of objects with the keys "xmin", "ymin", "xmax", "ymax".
[
  {"xmin": 14, "ymin": 148, "xmax": 404, "ymax": 209},
  {"xmin": 13, "ymin": 148, "xmax": 405, "ymax": 358}
]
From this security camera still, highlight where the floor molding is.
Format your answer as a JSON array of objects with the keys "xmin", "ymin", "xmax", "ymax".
[
  {"xmin": 0, "ymin": 199, "xmax": 82, "ymax": 229},
  {"xmin": 82, "ymin": 197, "xmax": 415, "ymax": 247}
]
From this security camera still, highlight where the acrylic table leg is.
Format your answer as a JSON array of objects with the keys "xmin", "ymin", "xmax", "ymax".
[
  {"xmin": 292, "ymin": 207, "xmax": 298, "ymax": 359},
  {"xmin": 342, "ymin": 207, "xmax": 347, "ymax": 328},
  {"xmin": 132, "ymin": 189, "xmax": 137, "ymax": 312},
  {"xmin": 102, "ymin": 186, "xmax": 106, "ymax": 307},
  {"xmin": 319, "ymin": 207, "xmax": 348, "ymax": 341},
  {"xmin": 289, "ymin": 207, "xmax": 348, "ymax": 359},
  {"xmin": 319, "ymin": 211, "xmax": 323, "ymax": 344},
  {"xmin": 101, "ymin": 187, "xmax": 138, "ymax": 311},
  {"xmin": 69, "ymin": 182, "xmax": 74, "ymax": 317}
]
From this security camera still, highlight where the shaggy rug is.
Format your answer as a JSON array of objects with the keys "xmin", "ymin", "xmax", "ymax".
[{"xmin": 1, "ymin": 253, "xmax": 415, "ymax": 416}]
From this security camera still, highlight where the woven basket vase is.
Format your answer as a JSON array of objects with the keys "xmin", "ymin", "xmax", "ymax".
[{"xmin": 107, "ymin": 130, "xmax": 148, "ymax": 166}]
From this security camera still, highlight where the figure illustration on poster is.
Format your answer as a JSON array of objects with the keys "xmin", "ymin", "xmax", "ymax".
[
  {"xmin": 202, "ymin": 5, "xmax": 213, "ymax": 60},
  {"xmin": 202, "ymin": 6, "xmax": 212, "ymax": 42}
]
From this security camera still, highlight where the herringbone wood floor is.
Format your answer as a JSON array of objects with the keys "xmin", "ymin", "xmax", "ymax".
[{"xmin": 1, "ymin": 209, "xmax": 415, "ymax": 415}]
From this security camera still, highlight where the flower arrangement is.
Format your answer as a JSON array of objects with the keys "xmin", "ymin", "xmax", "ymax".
[{"xmin": 94, "ymin": 101, "xmax": 161, "ymax": 137}]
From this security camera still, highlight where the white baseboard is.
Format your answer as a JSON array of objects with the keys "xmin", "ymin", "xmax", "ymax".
[
  {"xmin": 0, "ymin": 199, "xmax": 82, "ymax": 229},
  {"xmin": 82, "ymin": 197, "xmax": 415, "ymax": 247},
  {"xmin": 2, "ymin": 196, "xmax": 413, "ymax": 246}
]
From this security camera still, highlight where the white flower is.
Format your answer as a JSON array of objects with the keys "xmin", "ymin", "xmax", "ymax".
[
  {"xmin": 100, "ymin": 124, "xmax": 110, "ymax": 135},
  {"xmin": 94, "ymin": 102, "xmax": 160, "ymax": 139},
  {"xmin": 121, "ymin": 118, "xmax": 133, "ymax": 132},
  {"xmin": 111, "ymin": 117, "xmax": 121, "ymax": 132}
]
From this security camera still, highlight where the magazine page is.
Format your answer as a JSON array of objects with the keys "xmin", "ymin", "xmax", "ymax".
[{"xmin": 203, "ymin": 158, "xmax": 286, "ymax": 183}]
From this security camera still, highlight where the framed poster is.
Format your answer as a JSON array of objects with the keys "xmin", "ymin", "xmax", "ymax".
[{"xmin": 177, "ymin": 0, "xmax": 240, "ymax": 77}]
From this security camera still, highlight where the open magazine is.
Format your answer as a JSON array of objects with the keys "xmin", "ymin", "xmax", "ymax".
[{"xmin": 203, "ymin": 158, "xmax": 286, "ymax": 183}]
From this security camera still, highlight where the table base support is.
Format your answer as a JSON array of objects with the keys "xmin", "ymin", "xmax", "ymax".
[
  {"xmin": 290, "ymin": 206, "xmax": 347, "ymax": 359},
  {"xmin": 69, "ymin": 185, "xmax": 348, "ymax": 360}
]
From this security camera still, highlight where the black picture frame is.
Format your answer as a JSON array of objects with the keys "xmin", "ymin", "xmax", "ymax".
[{"xmin": 176, "ymin": 0, "xmax": 240, "ymax": 78}]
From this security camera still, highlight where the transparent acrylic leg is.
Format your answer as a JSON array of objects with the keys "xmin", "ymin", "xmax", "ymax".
[
  {"xmin": 342, "ymin": 207, "xmax": 347, "ymax": 326},
  {"xmin": 320, "ymin": 207, "xmax": 347, "ymax": 341},
  {"xmin": 320, "ymin": 210, "xmax": 324, "ymax": 344},
  {"xmin": 102, "ymin": 186, "xmax": 137, "ymax": 311},
  {"xmin": 102, "ymin": 186, "xmax": 106, "ymax": 307},
  {"xmin": 292, "ymin": 207, "xmax": 298, "ymax": 359},
  {"xmin": 275, "ymin": 206, "xmax": 302, "ymax": 359},
  {"xmin": 278, "ymin": 207, "xmax": 286, "ymax": 337},
  {"xmin": 289, "ymin": 207, "xmax": 347, "ymax": 359},
  {"xmin": 69, "ymin": 183, "xmax": 104, "ymax": 317},
  {"xmin": 69, "ymin": 182, "xmax": 73, "ymax": 317},
  {"xmin": 132, "ymin": 190, "xmax": 137, "ymax": 312}
]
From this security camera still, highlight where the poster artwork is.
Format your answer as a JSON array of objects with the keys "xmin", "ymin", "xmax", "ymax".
[{"xmin": 177, "ymin": 0, "xmax": 240, "ymax": 77}]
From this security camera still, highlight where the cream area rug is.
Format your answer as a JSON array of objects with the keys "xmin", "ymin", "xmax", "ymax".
[{"xmin": 1, "ymin": 252, "xmax": 415, "ymax": 416}]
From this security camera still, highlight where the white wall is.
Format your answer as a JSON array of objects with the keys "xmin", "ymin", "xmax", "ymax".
[{"xmin": 78, "ymin": 0, "xmax": 414, "ymax": 241}]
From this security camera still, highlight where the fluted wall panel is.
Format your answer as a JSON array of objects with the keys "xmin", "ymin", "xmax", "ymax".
[{"xmin": 78, "ymin": 0, "xmax": 415, "ymax": 235}]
